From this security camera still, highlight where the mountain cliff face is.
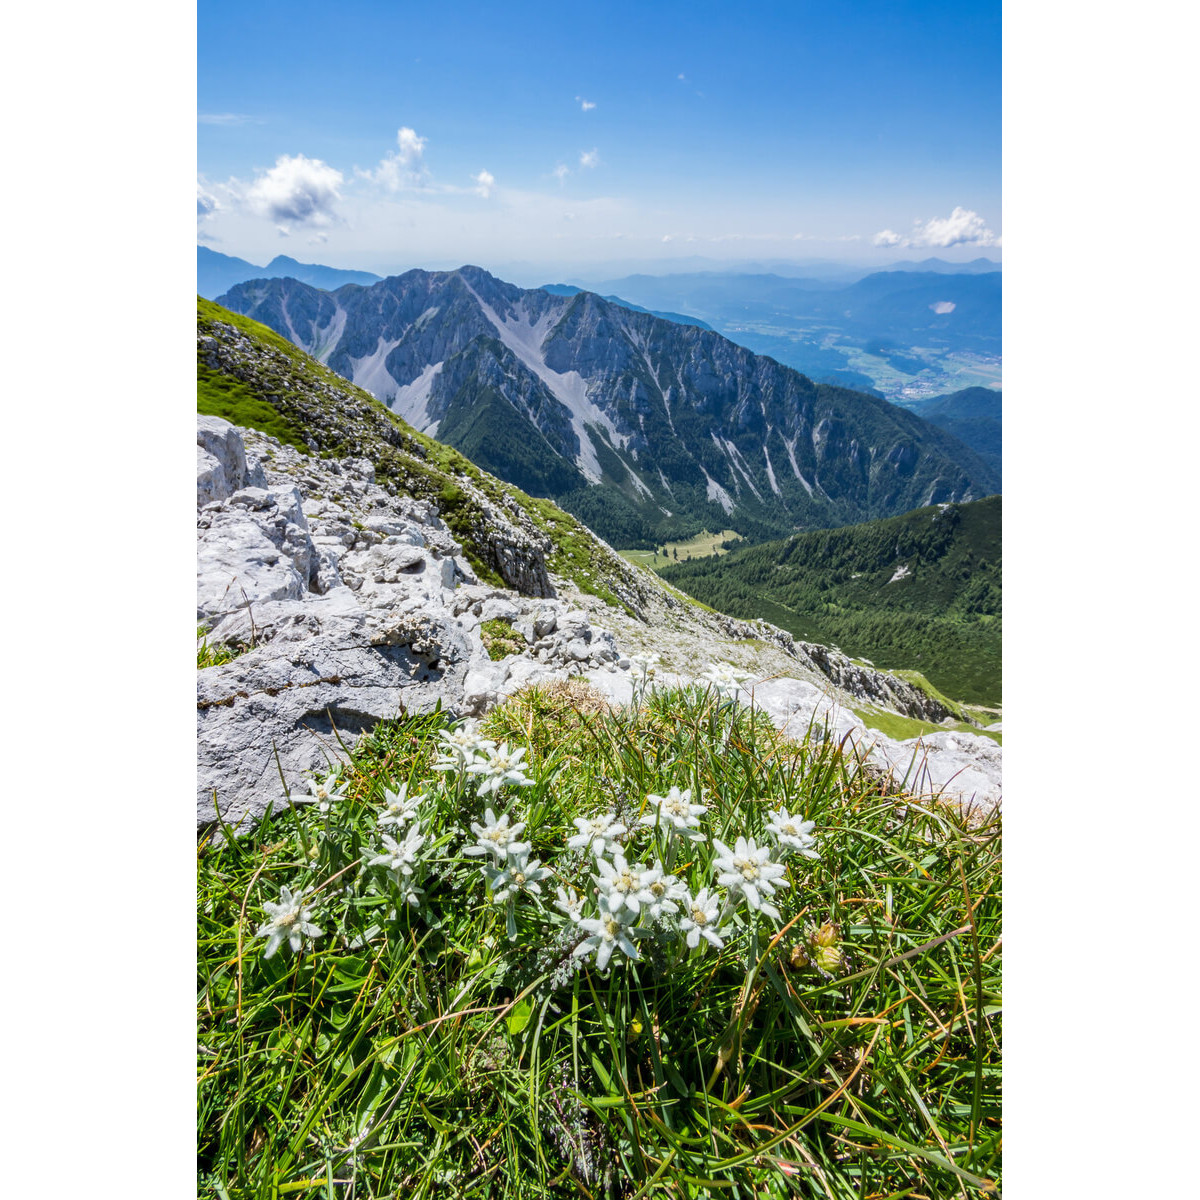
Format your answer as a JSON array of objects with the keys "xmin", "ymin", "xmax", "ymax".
[{"xmin": 218, "ymin": 266, "xmax": 1000, "ymax": 548}]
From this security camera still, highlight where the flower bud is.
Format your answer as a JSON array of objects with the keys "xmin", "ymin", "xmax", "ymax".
[
  {"xmin": 811, "ymin": 922, "xmax": 839, "ymax": 948},
  {"xmin": 814, "ymin": 943, "xmax": 843, "ymax": 974}
]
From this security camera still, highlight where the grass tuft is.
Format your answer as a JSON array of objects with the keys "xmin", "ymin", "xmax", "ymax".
[{"xmin": 198, "ymin": 684, "xmax": 1000, "ymax": 1197}]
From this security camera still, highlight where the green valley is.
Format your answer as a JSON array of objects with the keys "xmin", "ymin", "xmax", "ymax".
[{"xmin": 659, "ymin": 496, "xmax": 1001, "ymax": 706}]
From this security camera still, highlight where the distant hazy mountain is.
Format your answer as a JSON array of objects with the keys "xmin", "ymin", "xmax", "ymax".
[
  {"xmin": 883, "ymin": 257, "xmax": 1001, "ymax": 275},
  {"xmin": 539, "ymin": 284, "xmax": 713, "ymax": 331},
  {"xmin": 218, "ymin": 265, "xmax": 998, "ymax": 549},
  {"xmin": 901, "ymin": 387, "xmax": 1001, "ymax": 476},
  {"xmin": 197, "ymin": 246, "xmax": 382, "ymax": 299},
  {"xmin": 197, "ymin": 247, "xmax": 264, "ymax": 300}
]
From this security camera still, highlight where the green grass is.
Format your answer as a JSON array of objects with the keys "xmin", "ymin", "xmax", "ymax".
[
  {"xmin": 481, "ymin": 618, "xmax": 527, "ymax": 662},
  {"xmin": 198, "ymin": 682, "xmax": 1001, "ymax": 1197},
  {"xmin": 621, "ymin": 529, "xmax": 742, "ymax": 572},
  {"xmin": 197, "ymin": 624, "xmax": 250, "ymax": 669},
  {"xmin": 853, "ymin": 705, "xmax": 1002, "ymax": 747}
]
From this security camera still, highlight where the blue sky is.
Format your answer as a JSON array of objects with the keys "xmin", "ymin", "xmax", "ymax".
[{"xmin": 198, "ymin": 0, "xmax": 1001, "ymax": 280}]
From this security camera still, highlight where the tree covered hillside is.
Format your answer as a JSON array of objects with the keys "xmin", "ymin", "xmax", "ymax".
[{"xmin": 660, "ymin": 496, "xmax": 1001, "ymax": 706}]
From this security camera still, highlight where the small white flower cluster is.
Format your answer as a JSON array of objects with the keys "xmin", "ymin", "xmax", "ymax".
[
  {"xmin": 434, "ymin": 727, "xmax": 535, "ymax": 795},
  {"xmin": 552, "ymin": 784, "xmax": 817, "ymax": 972},
  {"xmin": 464, "ymin": 806, "xmax": 550, "ymax": 939},
  {"xmin": 700, "ymin": 662, "xmax": 753, "ymax": 699},
  {"xmin": 255, "ymin": 721, "xmax": 824, "ymax": 975}
]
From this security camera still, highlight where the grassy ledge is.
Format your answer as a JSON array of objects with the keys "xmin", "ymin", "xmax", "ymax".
[{"xmin": 198, "ymin": 682, "xmax": 1001, "ymax": 1197}]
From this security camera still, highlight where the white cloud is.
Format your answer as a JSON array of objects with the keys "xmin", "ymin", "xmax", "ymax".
[
  {"xmin": 197, "ymin": 181, "xmax": 220, "ymax": 219},
  {"xmin": 246, "ymin": 154, "xmax": 344, "ymax": 227},
  {"xmin": 396, "ymin": 126, "xmax": 426, "ymax": 165},
  {"xmin": 930, "ymin": 300, "xmax": 956, "ymax": 314},
  {"xmin": 552, "ymin": 164, "xmax": 570, "ymax": 184},
  {"xmin": 198, "ymin": 112, "xmax": 255, "ymax": 126},
  {"xmin": 472, "ymin": 169, "xmax": 495, "ymax": 199},
  {"xmin": 661, "ymin": 234, "xmax": 673, "ymax": 242},
  {"xmin": 359, "ymin": 126, "xmax": 430, "ymax": 191},
  {"xmin": 915, "ymin": 206, "xmax": 1000, "ymax": 248},
  {"xmin": 873, "ymin": 207, "xmax": 999, "ymax": 250},
  {"xmin": 576, "ymin": 96, "xmax": 596, "ymax": 111},
  {"xmin": 579, "ymin": 149, "xmax": 599, "ymax": 168}
]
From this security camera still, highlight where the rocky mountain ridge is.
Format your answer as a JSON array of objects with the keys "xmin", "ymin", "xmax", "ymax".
[
  {"xmin": 196, "ymin": 300, "xmax": 1001, "ymax": 833},
  {"xmin": 217, "ymin": 266, "xmax": 999, "ymax": 548}
]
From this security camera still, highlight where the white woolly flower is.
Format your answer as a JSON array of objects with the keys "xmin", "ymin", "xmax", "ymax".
[
  {"xmin": 640, "ymin": 786, "xmax": 707, "ymax": 841},
  {"xmin": 594, "ymin": 853, "xmax": 655, "ymax": 916},
  {"xmin": 367, "ymin": 825, "xmax": 425, "ymax": 878},
  {"xmin": 256, "ymin": 885, "xmax": 323, "ymax": 959},
  {"xmin": 485, "ymin": 848, "xmax": 552, "ymax": 905},
  {"xmin": 572, "ymin": 895, "xmax": 641, "ymax": 972},
  {"xmin": 553, "ymin": 885, "xmax": 586, "ymax": 923},
  {"xmin": 462, "ymin": 808, "xmax": 531, "ymax": 862},
  {"xmin": 432, "ymin": 725, "xmax": 497, "ymax": 772},
  {"xmin": 376, "ymin": 783, "xmax": 425, "ymax": 830},
  {"xmin": 700, "ymin": 662, "xmax": 752, "ymax": 698},
  {"xmin": 639, "ymin": 861, "xmax": 687, "ymax": 922},
  {"xmin": 712, "ymin": 836, "xmax": 789, "ymax": 920},
  {"xmin": 679, "ymin": 887, "xmax": 726, "ymax": 950},
  {"xmin": 764, "ymin": 808, "xmax": 820, "ymax": 858},
  {"xmin": 628, "ymin": 652, "xmax": 659, "ymax": 681},
  {"xmin": 306, "ymin": 770, "xmax": 349, "ymax": 814},
  {"xmin": 567, "ymin": 812, "xmax": 627, "ymax": 858},
  {"xmin": 466, "ymin": 742, "xmax": 535, "ymax": 794}
]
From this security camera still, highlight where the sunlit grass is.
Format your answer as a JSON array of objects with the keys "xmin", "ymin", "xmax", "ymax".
[{"xmin": 198, "ymin": 681, "xmax": 1000, "ymax": 1197}]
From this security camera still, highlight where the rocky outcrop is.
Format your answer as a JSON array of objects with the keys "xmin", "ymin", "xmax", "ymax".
[{"xmin": 197, "ymin": 416, "xmax": 1001, "ymax": 834}]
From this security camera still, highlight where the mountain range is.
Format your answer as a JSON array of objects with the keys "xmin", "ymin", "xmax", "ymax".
[
  {"xmin": 198, "ymin": 246, "xmax": 382, "ymax": 300},
  {"xmin": 572, "ymin": 268, "xmax": 1001, "ymax": 398},
  {"xmin": 899, "ymin": 387, "xmax": 1001, "ymax": 476},
  {"xmin": 215, "ymin": 265, "xmax": 999, "ymax": 549}
]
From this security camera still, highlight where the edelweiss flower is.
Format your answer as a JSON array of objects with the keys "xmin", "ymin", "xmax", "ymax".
[
  {"xmin": 256, "ymin": 885, "xmax": 323, "ymax": 959},
  {"xmin": 367, "ymin": 825, "xmax": 425, "ymax": 878},
  {"xmin": 764, "ymin": 807, "xmax": 819, "ymax": 858},
  {"xmin": 700, "ymin": 662, "xmax": 752, "ymax": 698},
  {"xmin": 466, "ymin": 742, "xmax": 534, "ymax": 795},
  {"xmin": 640, "ymin": 786, "xmax": 707, "ymax": 841},
  {"xmin": 678, "ymin": 886, "xmax": 725, "ymax": 950},
  {"xmin": 553, "ymin": 885, "xmax": 586, "ymax": 923},
  {"xmin": 485, "ymin": 848, "xmax": 552, "ymax": 905},
  {"xmin": 639, "ymin": 861, "xmax": 687, "ymax": 921},
  {"xmin": 572, "ymin": 895, "xmax": 641, "ymax": 971},
  {"xmin": 567, "ymin": 812, "xmax": 627, "ymax": 858},
  {"xmin": 306, "ymin": 770, "xmax": 349, "ymax": 814},
  {"xmin": 594, "ymin": 853, "xmax": 654, "ymax": 916},
  {"xmin": 628, "ymin": 652, "xmax": 659, "ymax": 681},
  {"xmin": 376, "ymin": 783, "xmax": 425, "ymax": 830},
  {"xmin": 462, "ymin": 808, "xmax": 531, "ymax": 862},
  {"xmin": 712, "ymin": 836, "xmax": 789, "ymax": 920},
  {"xmin": 432, "ymin": 724, "xmax": 497, "ymax": 772}
]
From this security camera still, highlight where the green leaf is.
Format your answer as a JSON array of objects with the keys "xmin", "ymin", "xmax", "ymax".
[{"xmin": 506, "ymin": 997, "xmax": 533, "ymax": 1036}]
